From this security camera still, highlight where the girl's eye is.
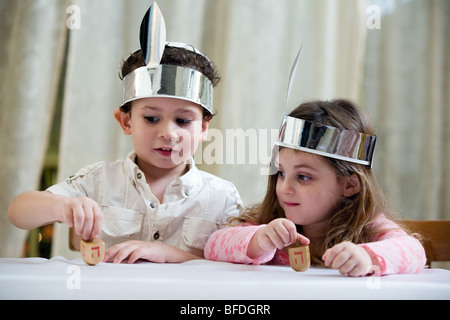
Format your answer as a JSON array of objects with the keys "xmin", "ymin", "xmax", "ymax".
[
  {"xmin": 298, "ymin": 175, "xmax": 312, "ymax": 182},
  {"xmin": 277, "ymin": 170, "xmax": 285, "ymax": 178},
  {"xmin": 176, "ymin": 118, "xmax": 192, "ymax": 125},
  {"xmin": 144, "ymin": 116, "xmax": 159, "ymax": 123}
]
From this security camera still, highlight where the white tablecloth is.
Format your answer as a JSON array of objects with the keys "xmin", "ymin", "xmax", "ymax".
[{"xmin": 1, "ymin": 256, "xmax": 449, "ymax": 300}]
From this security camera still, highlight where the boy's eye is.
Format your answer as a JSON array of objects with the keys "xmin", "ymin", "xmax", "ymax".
[
  {"xmin": 176, "ymin": 118, "xmax": 192, "ymax": 125},
  {"xmin": 144, "ymin": 116, "xmax": 159, "ymax": 123}
]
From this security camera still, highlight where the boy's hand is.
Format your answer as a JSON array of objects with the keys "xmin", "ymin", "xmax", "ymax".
[
  {"xmin": 247, "ymin": 218, "xmax": 309, "ymax": 259},
  {"xmin": 322, "ymin": 241, "xmax": 373, "ymax": 277},
  {"xmin": 54, "ymin": 197, "xmax": 103, "ymax": 241},
  {"xmin": 103, "ymin": 241, "xmax": 201, "ymax": 264}
]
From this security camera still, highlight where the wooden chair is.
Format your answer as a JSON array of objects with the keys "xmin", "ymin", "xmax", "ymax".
[{"xmin": 403, "ymin": 220, "xmax": 450, "ymax": 267}]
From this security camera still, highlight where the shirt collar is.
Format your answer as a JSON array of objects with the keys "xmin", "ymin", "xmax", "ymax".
[{"xmin": 124, "ymin": 151, "xmax": 203, "ymax": 197}]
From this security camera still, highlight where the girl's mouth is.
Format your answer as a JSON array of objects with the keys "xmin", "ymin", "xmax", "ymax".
[{"xmin": 283, "ymin": 201, "xmax": 300, "ymax": 207}]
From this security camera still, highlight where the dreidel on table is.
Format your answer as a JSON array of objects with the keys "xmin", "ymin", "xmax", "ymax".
[
  {"xmin": 284, "ymin": 238, "xmax": 310, "ymax": 272},
  {"xmin": 80, "ymin": 238, "xmax": 105, "ymax": 266}
]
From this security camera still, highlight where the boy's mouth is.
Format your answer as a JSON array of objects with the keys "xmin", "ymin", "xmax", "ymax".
[{"xmin": 155, "ymin": 147, "xmax": 174, "ymax": 157}]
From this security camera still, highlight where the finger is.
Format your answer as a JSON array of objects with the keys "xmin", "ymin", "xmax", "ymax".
[
  {"xmin": 297, "ymin": 234, "xmax": 310, "ymax": 246},
  {"xmin": 331, "ymin": 250, "xmax": 351, "ymax": 270},
  {"xmin": 266, "ymin": 229, "xmax": 284, "ymax": 249},
  {"xmin": 347, "ymin": 264, "xmax": 367, "ymax": 277},
  {"xmin": 112, "ymin": 245, "xmax": 138, "ymax": 264},
  {"xmin": 274, "ymin": 224, "xmax": 291, "ymax": 247},
  {"xmin": 279, "ymin": 219, "xmax": 298, "ymax": 245},
  {"xmin": 128, "ymin": 248, "xmax": 148, "ymax": 264},
  {"xmin": 103, "ymin": 243, "xmax": 125, "ymax": 262},
  {"xmin": 91, "ymin": 204, "xmax": 103, "ymax": 239},
  {"xmin": 323, "ymin": 244, "xmax": 346, "ymax": 267},
  {"xmin": 81, "ymin": 204, "xmax": 94, "ymax": 241},
  {"xmin": 339, "ymin": 256, "xmax": 358, "ymax": 275},
  {"xmin": 72, "ymin": 203, "xmax": 85, "ymax": 236}
]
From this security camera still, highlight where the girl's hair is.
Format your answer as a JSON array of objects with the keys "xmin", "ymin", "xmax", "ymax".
[
  {"xmin": 234, "ymin": 99, "xmax": 407, "ymax": 265},
  {"xmin": 119, "ymin": 45, "xmax": 220, "ymax": 121}
]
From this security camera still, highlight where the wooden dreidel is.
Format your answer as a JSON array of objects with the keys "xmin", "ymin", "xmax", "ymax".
[
  {"xmin": 80, "ymin": 238, "xmax": 105, "ymax": 266},
  {"xmin": 284, "ymin": 238, "xmax": 310, "ymax": 272}
]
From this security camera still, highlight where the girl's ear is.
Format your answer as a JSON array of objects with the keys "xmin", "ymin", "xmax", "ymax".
[
  {"xmin": 114, "ymin": 108, "xmax": 132, "ymax": 135},
  {"xmin": 342, "ymin": 173, "xmax": 361, "ymax": 198}
]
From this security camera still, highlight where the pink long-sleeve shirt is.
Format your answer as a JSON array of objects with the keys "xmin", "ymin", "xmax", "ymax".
[{"xmin": 205, "ymin": 215, "xmax": 426, "ymax": 275}]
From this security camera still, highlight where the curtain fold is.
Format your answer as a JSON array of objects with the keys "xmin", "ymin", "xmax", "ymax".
[
  {"xmin": 363, "ymin": 0, "xmax": 450, "ymax": 220},
  {"xmin": 0, "ymin": 0, "xmax": 68, "ymax": 257}
]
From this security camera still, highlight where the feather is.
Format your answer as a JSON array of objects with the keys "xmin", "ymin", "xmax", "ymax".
[
  {"xmin": 285, "ymin": 43, "xmax": 303, "ymax": 114},
  {"xmin": 140, "ymin": 2, "xmax": 166, "ymax": 66}
]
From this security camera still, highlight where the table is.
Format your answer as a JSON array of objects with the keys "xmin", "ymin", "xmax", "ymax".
[{"xmin": 1, "ymin": 256, "xmax": 449, "ymax": 300}]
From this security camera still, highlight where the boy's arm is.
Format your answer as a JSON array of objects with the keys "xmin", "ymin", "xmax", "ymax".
[
  {"xmin": 8, "ymin": 190, "xmax": 103, "ymax": 240},
  {"xmin": 8, "ymin": 191, "xmax": 63, "ymax": 229}
]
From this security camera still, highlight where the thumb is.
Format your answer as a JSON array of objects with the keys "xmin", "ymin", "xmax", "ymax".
[{"xmin": 297, "ymin": 233, "xmax": 310, "ymax": 246}]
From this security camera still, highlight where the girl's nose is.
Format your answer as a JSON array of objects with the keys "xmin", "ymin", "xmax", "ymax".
[{"xmin": 280, "ymin": 177, "xmax": 295, "ymax": 195}]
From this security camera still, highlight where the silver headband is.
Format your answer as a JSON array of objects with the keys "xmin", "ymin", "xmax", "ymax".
[
  {"xmin": 121, "ymin": 2, "xmax": 214, "ymax": 114},
  {"xmin": 122, "ymin": 64, "xmax": 213, "ymax": 112},
  {"xmin": 277, "ymin": 115, "xmax": 377, "ymax": 167}
]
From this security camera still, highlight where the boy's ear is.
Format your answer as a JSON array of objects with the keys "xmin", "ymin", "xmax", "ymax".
[
  {"xmin": 342, "ymin": 173, "xmax": 361, "ymax": 198},
  {"xmin": 114, "ymin": 108, "xmax": 132, "ymax": 135},
  {"xmin": 200, "ymin": 119, "xmax": 211, "ymax": 142}
]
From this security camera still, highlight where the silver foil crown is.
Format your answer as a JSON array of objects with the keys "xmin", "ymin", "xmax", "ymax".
[
  {"xmin": 121, "ymin": 2, "xmax": 214, "ymax": 114},
  {"xmin": 277, "ymin": 115, "xmax": 377, "ymax": 167}
]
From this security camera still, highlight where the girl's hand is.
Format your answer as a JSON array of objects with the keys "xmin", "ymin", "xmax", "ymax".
[
  {"xmin": 54, "ymin": 196, "xmax": 103, "ymax": 241},
  {"xmin": 247, "ymin": 218, "xmax": 310, "ymax": 259},
  {"xmin": 103, "ymin": 241, "xmax": 201, "ymax": 264},
  {"xmin": 322, "ymin": 241, "xmax": 373, "ymax": 277}
]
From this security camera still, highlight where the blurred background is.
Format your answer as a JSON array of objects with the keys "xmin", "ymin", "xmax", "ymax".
[{"xmin": 0, "ymin": 0, "xmax": 448, "ymax": 261}]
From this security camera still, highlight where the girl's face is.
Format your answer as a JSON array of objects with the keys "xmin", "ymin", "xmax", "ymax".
[
  {"xmin": 116, "ymin": 97, "xmax": 209, "ymax": 171},
  {"xmin": 275, "ymin": 148, "xmax": 358, "ymax": 233}
]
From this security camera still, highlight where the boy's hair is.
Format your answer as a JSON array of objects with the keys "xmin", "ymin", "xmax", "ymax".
[
  {"xmin": 119, "ymin": 45, "xmax": 220, "ymax": 121},
  {"xmin": 234, "ymin": 99, "xmax": 406, "ymax": 266}
]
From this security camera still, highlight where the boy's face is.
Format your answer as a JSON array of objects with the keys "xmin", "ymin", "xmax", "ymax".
[{"xmin": 115, "ymin": 97, "xmax": 209, "ymax": 170}]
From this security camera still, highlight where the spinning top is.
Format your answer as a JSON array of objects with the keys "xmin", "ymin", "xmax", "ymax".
[
  {"xmin": 284, "ymin": 238, "xmax": 310, "ymax": 272},
  {"xmin": 80, "ymin": 238, "xmax": 105, "ymax": 266}
]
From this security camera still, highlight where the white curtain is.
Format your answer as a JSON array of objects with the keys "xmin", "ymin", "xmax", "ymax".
[
  {"xmin": 363, "ymin": 0, "xmax": 450, "ymax": 220},
  {"xmin": 0, "ymin": 0, "xmax": 448, "ymax": 258},
  {"xmin": 0, "ymin": 0, "xmax": 67, "ymax": 257}
]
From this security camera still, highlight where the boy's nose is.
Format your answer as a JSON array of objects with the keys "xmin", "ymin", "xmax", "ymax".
[{"xmin": 158, "ymin": 121, "xmax": 179, "ymax": 142}]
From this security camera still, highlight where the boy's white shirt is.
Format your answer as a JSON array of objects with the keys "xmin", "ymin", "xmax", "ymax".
[{"xmin": 47, "ymin": 152, "xmax": 243, "ymax": 257}]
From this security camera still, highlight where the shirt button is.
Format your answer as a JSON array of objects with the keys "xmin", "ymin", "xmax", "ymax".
[
  {"xmin": 184, "ymin": 189, "xmax": 190, "ymax": 197},
  {"xmin": 137, "ymin": 172, "xmax": 143, "ymax": 179},
  {"xmin": 150, "ymin": 202, "xmax": 156, "ymax": 209},
  {"xmin": 153, "ymin": 232, "xmax": 160, "ymax": 240}
]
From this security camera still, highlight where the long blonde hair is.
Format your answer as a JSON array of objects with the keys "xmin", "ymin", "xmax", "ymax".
[{"xmin": 234, "ymin": 99, "xmax": 406, "ymax": 265}]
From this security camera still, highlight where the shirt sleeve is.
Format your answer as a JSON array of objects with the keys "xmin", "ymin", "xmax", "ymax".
[
  {"xmin": 358, "ymin": 215, "xmax": 427, "ymax": 275},
  {"xmin": 46, "ymin": 161, "xmax": 104, "ymax": 199},
  {"xmin": 204, "ymin": 225, "xmax": 276, "ymax": 265}
]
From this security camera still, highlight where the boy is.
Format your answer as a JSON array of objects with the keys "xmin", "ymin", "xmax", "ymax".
[{"xmin": 8, "ymin": 3, "xmax": 243, "ymax": 263}]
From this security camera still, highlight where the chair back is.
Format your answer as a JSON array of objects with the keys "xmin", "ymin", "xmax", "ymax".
[{"xmin": 403, "ymin": 220, "xmax": 450, "ymax": 267}]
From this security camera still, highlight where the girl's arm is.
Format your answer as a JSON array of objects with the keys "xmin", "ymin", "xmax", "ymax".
[
  {"xmin": 205, "ymin": 224, "xmax": 276, "ymax": 264},
  {"xmin": 359, "ymin": 215, "xmax": 427, "ymax": 275},
  {"xmin": 8, "ymin": 190, "xmax": 103, "ymax": 240},
  {"xmin": 205, "ymin": 218, "xmax": 309, "ymax": 265},
  {"xmin": 359, "ymin": 234, "xmax": 426, "ymax": 275}
]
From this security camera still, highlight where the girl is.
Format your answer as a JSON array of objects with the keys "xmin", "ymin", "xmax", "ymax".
[{"xmin": 205, "ymin": 99, "xmax": 426, "ymax": 276}]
